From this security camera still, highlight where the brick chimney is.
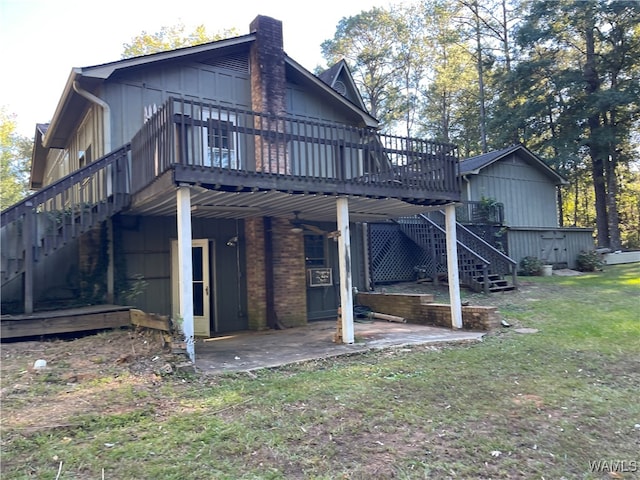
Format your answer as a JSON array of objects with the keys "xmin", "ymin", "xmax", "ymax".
[
  {"xmin": 249, "ymin": 15, "xmax": 286, "ymax": 116},
  {"xmin": 245, "ymin": 16, "xmax": 306, "ymax": 332}
]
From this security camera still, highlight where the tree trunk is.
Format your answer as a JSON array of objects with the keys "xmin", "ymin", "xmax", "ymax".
[
  {"xmin": 473, "ymin": 0, "xmax": 488, "ymax": 153},
  {"xmin": 583, "ymin": 14, "xmax": 610, "ymax": 248}
]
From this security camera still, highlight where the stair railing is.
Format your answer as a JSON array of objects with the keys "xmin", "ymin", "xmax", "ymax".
[
  {"xmin": 1, "ymin": 145, "xmax": 131, "ymax": 298},
  {"xmin": 396, "ymin": 214, "xmax": 492, "ymax": 293},
  {"xmin": 430, "ymin": 210, "xmax": 518, "ymax": 288}
]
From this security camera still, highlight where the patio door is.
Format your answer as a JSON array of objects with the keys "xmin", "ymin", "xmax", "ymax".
[{"xmin": 171, "ymin": 239, "xmax": 211, "ymax": 337}]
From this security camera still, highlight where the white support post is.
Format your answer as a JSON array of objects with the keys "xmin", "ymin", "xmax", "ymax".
[
  {"xmin": 176, "ymin": 185, "xmax": 195, "ymax": 362},
  {"xmin": 336, "ymin": 197, "xmax": 354, "ymax": 344},
  {"xmin": 445, "ymin": 204, "xmax": 463, "ymax": 329}
]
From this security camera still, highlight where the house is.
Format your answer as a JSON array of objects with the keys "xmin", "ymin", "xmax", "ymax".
[
  {"xmin": 456, "ymin": 145, "xmax": 595, "ymax": 269},
  {"xmin": 0, "ymin": 15, "xmax": 463, "ymax": 356}
]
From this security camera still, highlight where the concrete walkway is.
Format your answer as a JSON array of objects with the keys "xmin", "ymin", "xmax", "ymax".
[{"xmin": 194, "ymin": 319, "xmax": 485, "ymax": 374}]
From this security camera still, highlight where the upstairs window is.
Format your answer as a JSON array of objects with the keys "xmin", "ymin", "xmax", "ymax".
[{"xmin": 203, "ymin": 111, "xmax": 239, "ymax": 169}]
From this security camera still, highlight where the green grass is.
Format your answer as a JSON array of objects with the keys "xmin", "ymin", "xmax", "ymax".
[{"xmin": 1, "ymin": 264, "xmax": 639, "ymax": 479}]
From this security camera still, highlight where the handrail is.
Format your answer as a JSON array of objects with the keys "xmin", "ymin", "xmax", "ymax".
[
  {"xmin": 455, "ymin": 200, "xmax": 504, "ymax": 225},
  {"xmin": 1, "ymin": 145, "xmax": 131, "ymax": 224},
  {"xmin": 430, "ymin": 210, "xmax": 518, "ymax": 289},
  {"xmin": 455, "ymin": 219, "xmax": 516, "ymax": 266},
  {"xmin": 415, "ymin": 214, "xmax": 491, "ymax": 266},
  {"xmin": 396, "ymin": 214, "xmax": 492, "ymax": 293}
]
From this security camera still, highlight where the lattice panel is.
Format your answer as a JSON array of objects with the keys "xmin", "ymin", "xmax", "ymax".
[{"xmin": 368, "ymin": 224, "xmax": 432, "ymax": 284}]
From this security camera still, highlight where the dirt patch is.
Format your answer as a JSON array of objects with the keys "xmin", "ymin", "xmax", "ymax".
[{"xmin": 0, "ymin": 328, "xmax": 186, "ymax": 432}]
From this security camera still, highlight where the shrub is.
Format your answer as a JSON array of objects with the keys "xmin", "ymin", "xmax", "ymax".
[
  {"xmin": 519, "ymin": 256, "xmax": 544, "ymax": 276},
  {"xmin": 576, "ymin": 250, "xmax": 604, "ymax": 272}
]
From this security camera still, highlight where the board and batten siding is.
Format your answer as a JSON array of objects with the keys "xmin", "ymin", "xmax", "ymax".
[
  {"xmin": 115, "ymin": 215, "xmax": 247, "ymax": 333},
  {"xmin": 507, "ymin": 227, "xmax": 595, "ymax": 269},
  {"xmin": 102, "ymin": 55, "xmax": 252, "ymax": 150},
  {"xmin": 466, "ymin": 154, "xmax": 560, "ymax": 228},
  {"xmin": 287, "ymin": 83, "xmax": 363, "ymax": 125}
]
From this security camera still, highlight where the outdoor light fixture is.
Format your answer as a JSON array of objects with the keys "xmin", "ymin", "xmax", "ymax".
[
  {"xmin": 289, "ymin": 211, "xmax": 304, "ymax": 233},
  {"xmin": 226, "ymin": 236, "xmax": 238, "ymax": 247}
]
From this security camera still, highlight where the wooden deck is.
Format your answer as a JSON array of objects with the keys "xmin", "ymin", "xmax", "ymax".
[{"xmin": 1, "ymin": 305, "xmax": 133, "ymax": 340}]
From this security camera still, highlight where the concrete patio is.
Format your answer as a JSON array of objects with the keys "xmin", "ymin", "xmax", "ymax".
[{"xmin": 194, "ymin": 319, "xmax": 486, "ymax": 374}]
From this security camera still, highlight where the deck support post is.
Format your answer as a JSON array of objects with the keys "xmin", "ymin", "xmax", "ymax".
[
  {"xmin": 23, "ymin": 202, "xmax": 34, "ymax": 314},
  {"xmin": 445, "ymin": 203, "xmax": 463, "ymax": 329},
  {"xmin": 336, "ymin": 197, "xmax": 354, "ymax": 343},
  {"xmin": 106, "ymin": 218, "xmax": 114, "ymax": 303},
  {"xmin": 176, "ymin": 185, "xmax": 195, "ymax": 362}
]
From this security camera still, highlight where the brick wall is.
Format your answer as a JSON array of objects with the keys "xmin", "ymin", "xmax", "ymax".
[
  {"xmin": 415, "ymin": 303, "xmax": 501, "ymax": 330},
  {"xmin": 355, "ymin": 292, "xmax": 435, "ymax": 321},
  {"xmin": 356, "ymin": 292, "xmax": 501, "ymax": 331},
  {"xmin": 244, "ymin": 217, "xmax": 308, "ymax": 329},
  {"xmin": 271, "ymin": 218, "xmax": 307, "ymax": 327},
  {"xmin": 244, "ymin": 217, "xmax": 267, "ymax": 330}
]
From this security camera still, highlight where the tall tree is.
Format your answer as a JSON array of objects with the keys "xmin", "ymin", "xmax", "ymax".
[
  {"xmin": 122, "ymin": 23, "xmax": 238, "ymax": 58},
  {"xmin": 516, "ymin": 0, "xmax": 640, "ymax": 249},
  {"xmin": 0, "ymin": 108, "xmax": 32, "ymax": 210},
  {"xmin": 417, "ymin": 0, "xmax": 482, "ymax": 155},
  {"xmin": 459, "ymin": 0, "xmax": 490, "ymax": 152},
  {"xmin": 321, "ymin": 8, "xmax": 406, "ymax": 129}
]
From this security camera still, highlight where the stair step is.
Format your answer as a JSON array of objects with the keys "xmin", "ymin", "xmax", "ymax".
[{"xmin": 489, "ymin": 285, "xmax": 516, "ymax": 292}]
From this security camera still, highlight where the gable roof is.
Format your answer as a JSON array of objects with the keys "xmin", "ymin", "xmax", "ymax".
[
  {"xmin": 317, "ymin": 59, "xmax": 367, "ymax": 111},
  {"xmin": 459, "ymin": 144, "xmax": 568, "ymax": 185},
  {"xmin": 41, "ymin": 20, "xmax": 378, "ymax": 151}
]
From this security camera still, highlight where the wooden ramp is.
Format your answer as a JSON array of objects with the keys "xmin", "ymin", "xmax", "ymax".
[{"xmin": 1, "ymin": 305, "xmax": 133, "ymax": 340}]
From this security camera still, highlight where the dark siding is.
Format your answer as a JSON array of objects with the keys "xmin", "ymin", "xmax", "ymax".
[
  {"xmin": 467, "ymin": 153, "xmax": 560, "ymax": 228},
  {"xmin": 114, "ymin": 215, "xmax": 247, "ymax": 333},
  {"xmin": 103, "ymin": 59, "xmax": 252, "ymax": 149}
]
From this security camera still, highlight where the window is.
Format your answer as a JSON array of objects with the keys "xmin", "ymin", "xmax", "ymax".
[
  {"xmin": 78, "ymin": 145, "xmax": 92, "ymax": 169},
  {"xmin": 203, "ymin": 111, "xmax": 239, "ymax": 169}
]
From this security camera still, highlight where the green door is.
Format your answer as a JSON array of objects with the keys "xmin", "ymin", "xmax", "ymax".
[{"xmin": 304, "ymin": 233, "xmax": 339, "ymax": 320}]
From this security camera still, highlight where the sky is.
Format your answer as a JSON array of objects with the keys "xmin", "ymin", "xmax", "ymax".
[{"xmin": 0, "ymin": 0, "xmax": 405, "ymax": 138}]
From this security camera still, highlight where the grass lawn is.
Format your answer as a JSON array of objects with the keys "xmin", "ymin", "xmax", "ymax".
[{"xmin": 1, "ymin": 263, "xmax": 639, "ymax": 479}]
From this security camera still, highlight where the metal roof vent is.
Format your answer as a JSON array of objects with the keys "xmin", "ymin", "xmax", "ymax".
[{"xmin": 334, "ymin": 80, "xmax": 347, "ymax": 96}]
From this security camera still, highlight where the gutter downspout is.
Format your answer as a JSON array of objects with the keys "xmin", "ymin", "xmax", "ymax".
[
  {"xmin": 462, "ymin": 175, "xmax": 472, "ymax": 220},
  {"xmin": 72, "ymin": 81, "xmax": 111, "ymax": 153},
  {"xmin": 72, "ymin": 81, "xmax": 114, "ymax": 303}
]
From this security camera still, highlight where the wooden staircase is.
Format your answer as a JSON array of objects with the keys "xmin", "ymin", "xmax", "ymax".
[
  {"xmin": 1, "ymin": 146, "xmax": 132, "ymax": 313},
  {"xmin": 396, "ymin": 213, "xmax": 517, "ymax": 293}
]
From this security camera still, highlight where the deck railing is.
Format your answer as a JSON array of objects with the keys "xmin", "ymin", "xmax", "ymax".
[
  {"xmin": 131, "ymin": 98, "xmax": 461, "ymax": 203},
  {"xmin": 455, "ymin": 200, "xmax": 505, "ymax": 225}
]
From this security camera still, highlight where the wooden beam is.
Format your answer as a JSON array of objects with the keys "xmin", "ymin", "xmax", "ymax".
[
  {"xmin": 106, "ymin": 218, "xmax": 114, "ymax": 303},
  {"xmin": 22, "ymin": 207, "xmax": 34, "ymax": 315},
  {"xmin": 130, "ymin": 309, "xmax": 171, "ymax": 332},
  {"xmin": 1, "ymin": 307, "xmax": 131, "ymax": 339}
]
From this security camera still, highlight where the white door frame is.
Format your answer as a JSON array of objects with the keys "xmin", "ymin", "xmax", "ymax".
[{"xmin": 171, "ymin": 238, "xmax": 211, "ymax": 337}]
